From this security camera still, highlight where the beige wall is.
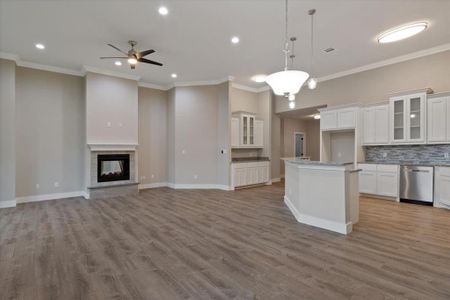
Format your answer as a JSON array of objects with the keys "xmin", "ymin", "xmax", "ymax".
[
  {"xmin": 230, "ymin": 87, "xmax": 258, "ymax": 113},
  {"xmin": 0, "ymin": 59, "xmax": 16, "ymax": 204},
  {"xmin": 167, "ymin": 88, "xmax": 176, "ymax": 183},
  {"xmin": 276, "ymin": 50, "xmax": 450, "ymax": 113},
  {"xmin": 305, "ymin": 119, "xmax": 320, "ymax": 161},
  {"xmin": 85, "ymin": 72, "xmax": 138, "ymax": 144},
  {"xmin": 15, "ymin": 67, "xmax": 85, "ymax": 197},
  {"xmin": 138, "ymin": 87, "xmax": 168, "ymax": 185},
  {"xmin": 171, "ymin": 84, "xmax": 230, "ymax": 186}
]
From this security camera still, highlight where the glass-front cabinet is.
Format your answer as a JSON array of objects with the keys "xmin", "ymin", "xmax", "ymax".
[
  {"xmin": 389, "ymin": 93, "xmax": 426, "ymax": 144},
  {"xmin": 240, "ymin": 114, "xmax": 255, "ymax": 146}
]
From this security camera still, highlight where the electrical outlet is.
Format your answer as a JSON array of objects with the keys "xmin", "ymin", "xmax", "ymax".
[
  {"xmin": 445, "ymin": 153, "xmax": 449, "ymax": 159},
  {"xmin": 35, "ymin": 184, "xmax": 40, "ymax": 189},
  {"xmin": 54, "ymin": 182, "xmax": 59, "ymax": 187}
]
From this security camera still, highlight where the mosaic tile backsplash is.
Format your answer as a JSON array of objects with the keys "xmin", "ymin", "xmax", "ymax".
[{"xmin": 364, "ymin": 144, "xmax": 450, "ymax": 165}]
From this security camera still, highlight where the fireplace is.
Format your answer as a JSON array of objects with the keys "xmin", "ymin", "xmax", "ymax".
[{"xmin": 97, "ymin": 154, "xmax": 130, "ymax": 183}]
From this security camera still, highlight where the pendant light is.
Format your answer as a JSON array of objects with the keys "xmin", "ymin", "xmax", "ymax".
[
  {"xmin": 265, "ymin": 0, "xmax": 309, "ymax": 101},
  {"xmin": 307, "ymin": 9, "xmax": 317, "ymax": 90}
]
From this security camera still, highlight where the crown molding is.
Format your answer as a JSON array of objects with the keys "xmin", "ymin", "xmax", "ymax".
[
  {"xmin": 318, "ymin": 43, "xmax": 450, "ymax": 83},
  {"xmin": 0, "ymin": 52, "xmax": 19, "ymax": 62},
  {"xmin": 173, "ymin": 76, "xmax": 232, "ymax": 88},
  {"xmin": 17, "ymin": 60, "xmax": 84, "ymax": 76},
  {"xmin": 231, "ymin": 82, "xmax": 270, "ymax": 93},
  {"xmin": 138, "ymin": 81, "xmax": 171, "ymax": 91},
  {"xmin": 82, "ymin": 65, "xmax": 141, "ymax": 81}
]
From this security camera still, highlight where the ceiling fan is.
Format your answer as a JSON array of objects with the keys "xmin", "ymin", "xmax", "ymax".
[{"xmin": 100, "ymin": 40, "xmax": 163, "ymax": 69}]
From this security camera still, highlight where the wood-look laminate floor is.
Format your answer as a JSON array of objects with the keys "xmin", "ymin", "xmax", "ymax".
[{"xmin": 1, "ymin": 183, "xmax": 450, "ymax": 300}]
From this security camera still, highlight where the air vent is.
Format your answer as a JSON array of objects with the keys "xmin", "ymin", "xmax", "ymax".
[{"xmin": 324, "ymin": 47, "xmax": 335, "ymax": 53}]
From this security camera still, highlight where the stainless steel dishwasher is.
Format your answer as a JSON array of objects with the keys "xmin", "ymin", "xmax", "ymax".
[{"xmin": 400, "ymin": 165, "xmax": 434, "ymax": 205}]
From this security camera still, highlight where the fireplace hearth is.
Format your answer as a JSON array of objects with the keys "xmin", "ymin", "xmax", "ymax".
[{"xmin": 97, "ymin": 154, "xmax": 130, "ymax": 183}]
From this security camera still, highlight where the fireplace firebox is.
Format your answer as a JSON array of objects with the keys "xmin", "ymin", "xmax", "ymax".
[{"xmin": 97, "ymin": 154, "xmax": 130, "ymax": 183}]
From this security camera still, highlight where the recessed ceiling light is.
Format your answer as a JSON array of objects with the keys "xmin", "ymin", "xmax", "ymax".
[
  {"xmin": 313, "ymin": 114, "xmax": 321, "ymax": 120},
  {"xmin": 158, "ymin": 6, "xmax": 169, "ymax": 15},
  {"xmin": 35, "ymin": 43, "xmax": 45, "ymax": 50},
  {"xmin": 251, "ymin": 74, "xmax": 267, "ymax": 83},
  {"xmin": 231, "ymin": 36, "xmax": 240, "ymax": 44},
  {"xmin": 378, "ymin": 22, "xmax": 428, "ymax": 44},
  {"xmin": 115, "ymin": 61, "xmax": 122, "ymax": 66},
  {"xmin": 171, "ymin": 73, "xmax": 177, "ymax": 78}
]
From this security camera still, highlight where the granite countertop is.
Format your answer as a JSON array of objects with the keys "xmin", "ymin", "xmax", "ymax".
[
  {"xmin": 231, "ymin": 157, "xmax": 270, "ymax": 163},
  {"xmin": 359, "ymin": 161, "xmax": 450, "ymax": 167},
  {"xmin": 282, "ymin": 157, "xmax": 354, "ymax": 167}
]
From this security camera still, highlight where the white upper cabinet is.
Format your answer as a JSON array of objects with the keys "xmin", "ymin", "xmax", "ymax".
[
  {"xmin": 320, "ymin": 107, "xmax": 357, "ymax": 131},
  {"xmin": 389, "ymin": 93, "xmax": 426, "ymax": 144},
  {"xmin": 231, "ymin": 113, "xmax": 263, "ymax": 148},
  {"xmin": 428, "ymin": 96, "xmax": 450, "ymax": 143},
  {"xmin": 362, "ymin": 105, "xmax": 389, "ymax": 145},
  {"xmin": 231, "ymin": 117, "xmax": 240, "ymax": 148},
  {"xmin": 254, "ymin": 120, "xmax": 264, "ymax": 148}
]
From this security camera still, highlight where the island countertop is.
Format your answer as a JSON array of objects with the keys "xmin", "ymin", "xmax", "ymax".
[{"xmin": 282, "ymin": 157, "xmax": 354, "ymax": 167}]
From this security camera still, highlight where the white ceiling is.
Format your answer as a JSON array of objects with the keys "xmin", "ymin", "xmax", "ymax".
[{"xmin": 1, "ymin": 0, "xmax": 450, "ymax": 88}]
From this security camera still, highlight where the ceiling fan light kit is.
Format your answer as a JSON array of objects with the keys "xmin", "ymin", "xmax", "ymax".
[{"xmin": 100, "ymin": 40, "xmax": 163, "ymax": 69}]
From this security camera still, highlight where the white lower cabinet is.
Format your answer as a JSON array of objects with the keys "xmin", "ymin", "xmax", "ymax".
[
  {"xmin": 358, "ymin": 164, "xmax": 399, "ymax": 199},
  {"xmin": 231, "ymin": 161, "xmax": 270, "ymax": 188},
  {"xmin": 434, "ymin": 167, "xmax": 450, "ymax": 209}
]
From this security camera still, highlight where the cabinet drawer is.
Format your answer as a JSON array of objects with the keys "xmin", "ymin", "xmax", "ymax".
[
  {"xmin": 358, "ymin": 164, "xmax": 377, "ymax": 172},
  {"xmin": 376, "ymin": 164, "xmax": 398, "ymax": 173},
  {"xmin": 437, "ymin": 167, "xmax": 450, "ymax": 176}
]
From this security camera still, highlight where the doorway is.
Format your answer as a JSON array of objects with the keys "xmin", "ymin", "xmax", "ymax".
[{"xmin": 294, "ymin": 132, "xmax": 305, "ymax": 157}]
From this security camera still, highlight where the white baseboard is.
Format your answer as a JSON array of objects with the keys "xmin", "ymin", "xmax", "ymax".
[
  {"xmin": 139, "ymin": 182, "xmax": 169, "ymax": 190},
  {"xmin": 271, "ymin": 178, "xmax": 281, "ymax": 183},
  {"xmin": 284, "ymin": 196, "xmax": 352, "ymax": 234},
  {"xmin": 0, "ymin": 200, "xmax": 17, "ymax": 208},
  {"xmin": 168, "ymin": 183, "xmax": 232, "ymax": 191},
  {"xmin": 16, "ymin": 191, "xmax": 86, "ymax": 204}
]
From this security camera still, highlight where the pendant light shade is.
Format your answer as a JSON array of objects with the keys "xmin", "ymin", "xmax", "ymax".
[{"xmin": 265, "ymin": 70, "xmax": 309, "ymax": 96}]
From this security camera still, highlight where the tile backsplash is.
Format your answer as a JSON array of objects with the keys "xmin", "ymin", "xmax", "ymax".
[{"xmin": 364, "ymin": 144, "xmax": 450, "ymax": 164}]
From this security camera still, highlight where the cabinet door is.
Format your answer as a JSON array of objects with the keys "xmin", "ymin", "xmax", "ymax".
[
  {"xmin": 337, "ymin": 109, "xmax": 356, "ymax": 129},
  {"xmin": 254, "ymin": 120, "xmax": 264, "ymax": 147},
  {"xmin": 241, "ymin": 115, "xmax": 248, "ymax": 145},
  {"xmin": 390, "ymin": 98, "xmax": 406, "ymax": 143},
  {"xmin": 248, "ymin": 116, "xmax": 255, "ymax": 145},
  {"xmin": 438, "ymin": 172, "xmax": 450, "ymax": 206},
  {"xmin": 362, "ymin": 108, "xmax": 376, "ymax": 144},
  {"xmin": 231, "ymin": 118, "xmax": 240, "ymax": 148},
  {"xmin": 246, "ymin": 167, "xmax": 258, "ymax": 185},
  {"xmin": 376, "ymin": 172, "xmax": 398, "ymax": 197},
  {"xmin": 233, "ymin": 167, "xmax": 247, "ymax": 187},
  {"xmin": 359, "ymin": 171, "xmax": 376, "ymax": 194},
  {"xmin": 375, "ymin": 105, "xmax": 389, "ymax": 144},
  {"xmin": 428, "ymin": 97, "xmax": 447, "ymax": 143},
  {"xmin": 320, "ymin": 111, "xmax": 337, "ymax": 130},
  {"xmin": 407, "ymin": 94, "xmax": 425, "ymax": 142}
]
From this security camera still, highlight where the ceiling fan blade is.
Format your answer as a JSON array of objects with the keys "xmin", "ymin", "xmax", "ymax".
[
  {"xmin": 100, "ymin": 57, "xmax": 128, "ymax": 59},
  {"xmin": 107, "ymin": 44, "xmax": 128, "ymax": 55},
  {"xmin": 138, "ymin": 49, "xmax": 155, "ymax": 57},
  {"xmin": 138, "ymin": 57, "xmax": 163, "ymax": 66}
]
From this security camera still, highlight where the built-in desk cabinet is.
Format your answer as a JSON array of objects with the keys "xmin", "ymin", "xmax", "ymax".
[
  {"xmin": 231, "ymin": 113, "xmax": 263, "ymax": 148},
  {"xmin": 358, "ymin": 164, "xmax": 399, "ymax": 200},
  {"xmin": 389, "ymin": 93, "xmax": 426, "ymax": 144},
  {"xmin": 427, "ymin": 96, "xmax": 450, "ymax": 143},
  {"xmin": 231, "ymin": 161, "xmax": 270, "ymax": 188}
]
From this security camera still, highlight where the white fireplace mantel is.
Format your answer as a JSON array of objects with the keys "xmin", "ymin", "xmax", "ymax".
[{"xmin": 88, "ymin": 143, "xmax": 138, "ymax": 152}]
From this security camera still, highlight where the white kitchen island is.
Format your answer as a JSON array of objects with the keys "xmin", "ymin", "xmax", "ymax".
[{"xmin": 283, "ymin": 158, "xmax": 360, "ymax": 234}]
